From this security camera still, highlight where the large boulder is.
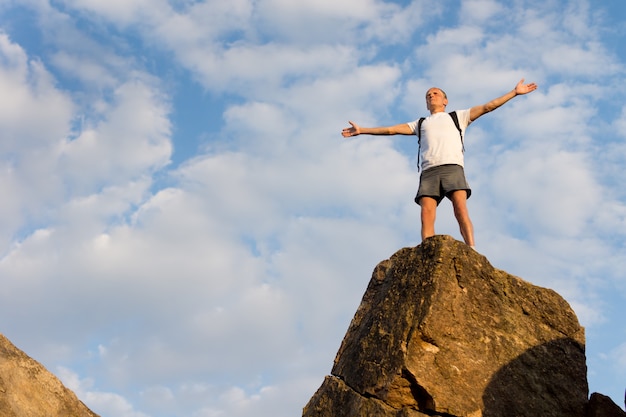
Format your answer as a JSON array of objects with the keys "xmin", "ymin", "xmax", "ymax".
[{"xmin": 304, "ymin": 235, "xmax": 589, "ymax": 417}]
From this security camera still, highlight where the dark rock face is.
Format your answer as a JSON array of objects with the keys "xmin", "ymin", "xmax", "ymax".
[
  {"xmin": 304, "ymin": 235, "xmax": 590, "ymax": 417},
  {"xmin": 0, "ymin": 333, "xmax": 100, "ymax": 417},
  {"xmin": 586, "ymin": 393, "xmax": 626, "ymax": 417}
]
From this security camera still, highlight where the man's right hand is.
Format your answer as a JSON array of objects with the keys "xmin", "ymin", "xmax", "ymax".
[{"xmin": 342, "ymin": 121, "xmax": 360, "ymax": 137}]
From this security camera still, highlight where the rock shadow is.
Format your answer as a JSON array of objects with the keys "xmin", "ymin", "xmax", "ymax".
[{"xmin": 482, "ymin": 337, "xmax": 588, "ymax": 417}]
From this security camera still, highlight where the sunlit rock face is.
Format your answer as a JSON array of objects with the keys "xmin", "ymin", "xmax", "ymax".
[
  {"xmin": 0, "ymin": 333, "xmax": 100, "ymax": 417},
  {"xmin": 304, "ymin": 235, "xmax": 596, "ymax": 417}
]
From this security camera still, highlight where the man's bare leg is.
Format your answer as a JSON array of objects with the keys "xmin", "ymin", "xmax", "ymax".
[
  {"xmin": 449, "ymin": 190, "xmax": 475, "ymax": 246},
  {"xmin": 419, "ymin": 196, "xmax": 437, "ymax": 241}
]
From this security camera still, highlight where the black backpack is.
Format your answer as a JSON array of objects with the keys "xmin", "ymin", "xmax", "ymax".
[{"xmin": 416, "ymin": 111, "xmax": 463, "ymax": 170}]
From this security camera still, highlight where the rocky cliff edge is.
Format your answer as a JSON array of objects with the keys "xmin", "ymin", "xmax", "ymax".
[{"xmin": 303, "ymin": 235, "xmax": 625, "ymax": 417}]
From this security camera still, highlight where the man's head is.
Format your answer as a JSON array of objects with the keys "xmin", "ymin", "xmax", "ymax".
[{"xmin": 425, "ymin": 87, "xmax": 448, "ymax": 113}]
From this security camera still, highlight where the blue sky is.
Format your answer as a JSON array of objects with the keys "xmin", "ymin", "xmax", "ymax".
[{"xmin": 0, "ymin": 0, "xmax": 624, "ymax": 416}]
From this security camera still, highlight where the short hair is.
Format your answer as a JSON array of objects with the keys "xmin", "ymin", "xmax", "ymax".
[{"xmin": 426, "ymin": 87, "xmax": 447, "ymax": 99}]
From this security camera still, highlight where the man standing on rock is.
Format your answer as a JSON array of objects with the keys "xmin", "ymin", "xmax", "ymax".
[{"xmin": 341, "ymin": 79, "xmax": 537, "ymax": 248}]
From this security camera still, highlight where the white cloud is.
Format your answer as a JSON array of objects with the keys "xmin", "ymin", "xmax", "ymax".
[
  {"xmin": 489, "ymin": 149, "xmax": 597, "ymax": 236},
  {"xmin": 0, "ymin": 33, "xmax": 73, "ymax": 248},
  {"xmin": 0, "ymin": 33, "xmax": 73, "ymax": 148},
  {"xmin": 542, "ymin": 42, "xmax": 620, "ymax": 77},
  {"xmin": 57, "ymin": 366, "xmax": 151, "ymax": 417},
  {"xmin": 50, "ymin": 51, "xmax": 119, "ymax": 88},
  {"xmin": 59, "ymin": 0, "xmax": 165, "ymax": 25},
  {"xmin": 611, "ymin": 341, "xmax": 626, "ymax": 373},
  {"xmin": 460, "ymin": 0, "xmax": 504, "ymax": 22},
  {"xmin": 59, "ymin": 78, "xmax": 172, "ymax": 192},
  {"xmin": 614, "ymin": 105, "xmax": 626, "ymax": 138}
]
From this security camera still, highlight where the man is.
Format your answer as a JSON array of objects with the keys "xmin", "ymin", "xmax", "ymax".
[{"xmin": 341, "ymin": 79, "xmax": 537, "ymax": 248}]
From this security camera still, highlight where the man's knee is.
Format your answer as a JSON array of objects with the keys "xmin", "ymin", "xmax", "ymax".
[{"xmin": 419, "ymin": 197, "xmax": 437, "ymax": 211}]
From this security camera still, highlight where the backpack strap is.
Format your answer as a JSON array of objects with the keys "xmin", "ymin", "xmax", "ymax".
[
  {"xmin": 448, "ymin": 111, "xmax": 464, "ymax": 152},
  {"xmin": 416, "ymin": 117, "xmax": 425, "ymax": 170},
  {"xmin": 416, "ymin": 111, "xmax": 464, "ymax": 171}
]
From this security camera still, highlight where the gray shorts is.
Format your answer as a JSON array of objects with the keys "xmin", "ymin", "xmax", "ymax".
[{"xmin": 414, "ymin": 164, "xmax": 471, "ymax": 205}]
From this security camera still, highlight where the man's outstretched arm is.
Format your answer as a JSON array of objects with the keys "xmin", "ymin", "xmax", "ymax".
[
  {"xmin": 342, "ymin": 121, "xmax": 413, "ymax": 137},
  {"xmin": 469, "ymin": 78, "xmax": 537, "ymax": 122}
]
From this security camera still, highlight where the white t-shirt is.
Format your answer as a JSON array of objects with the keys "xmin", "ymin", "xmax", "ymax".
[{"xmin": 406, "ymin": 109, "xmax": 472, "ymax": 171}]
